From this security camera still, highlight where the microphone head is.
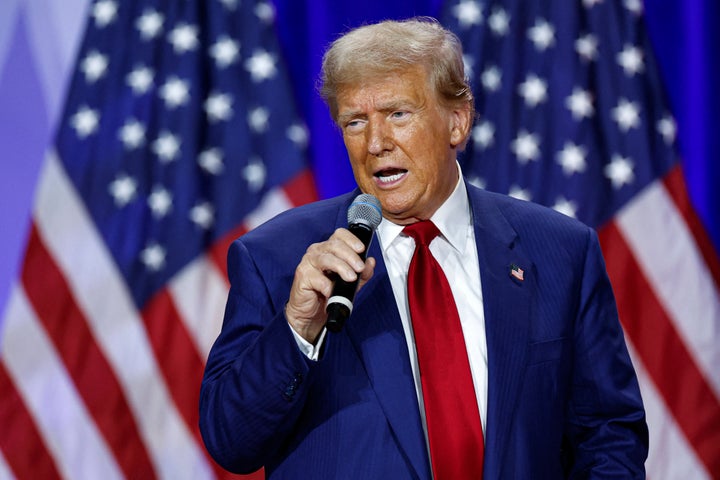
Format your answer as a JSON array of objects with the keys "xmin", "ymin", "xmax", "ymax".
[{"xmin": 348, "ymin": 194, "xmax": 382, "ymax": 230}]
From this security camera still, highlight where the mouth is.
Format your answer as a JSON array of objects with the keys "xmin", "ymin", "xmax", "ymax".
[{"xmin": 374, "ymin": 168, "xmax": 408, "ymax": 185}]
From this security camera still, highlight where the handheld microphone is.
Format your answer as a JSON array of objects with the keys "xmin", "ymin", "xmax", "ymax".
[{"xmin": 326, "ymin": 193, "xmax": 382, "ymax": 333}]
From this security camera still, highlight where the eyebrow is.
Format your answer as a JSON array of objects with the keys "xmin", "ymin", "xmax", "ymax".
[{"xmin": 337, "ymin": 99, "xmax": 415, "ymax": 124}]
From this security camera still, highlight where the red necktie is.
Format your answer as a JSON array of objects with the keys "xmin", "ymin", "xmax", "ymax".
[{"xmin": 404, "ymin": 221, "xmax": 484, "ymax": 480}]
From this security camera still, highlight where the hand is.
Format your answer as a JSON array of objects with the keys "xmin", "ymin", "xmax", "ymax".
[{"xmin": 285, "ymin": 228, "xmax": 375, "ymax": 344}]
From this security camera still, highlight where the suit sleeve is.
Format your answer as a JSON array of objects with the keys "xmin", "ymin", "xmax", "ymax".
[
  {"xmin": 199, "ymin": 238, "xmax": 317, "ymax": 474},
  {"xmin": 564, "ymin": 229, "xmax": 649, "ymax": 477}
]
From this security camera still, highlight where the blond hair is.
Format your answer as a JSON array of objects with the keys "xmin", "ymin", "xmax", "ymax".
[{"xmin": 319, "ymin": 17, "xmax": 474, "ymax": 124}]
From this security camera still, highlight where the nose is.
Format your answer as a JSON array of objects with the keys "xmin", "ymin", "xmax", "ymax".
[{"xmin": 366, "ymin": 118, "xmax": 392, "ymax": 157}]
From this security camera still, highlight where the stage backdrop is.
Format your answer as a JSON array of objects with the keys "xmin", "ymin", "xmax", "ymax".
[{"xmin": 0, "ymin": 1, "xmax": 718, "ymax": 479}]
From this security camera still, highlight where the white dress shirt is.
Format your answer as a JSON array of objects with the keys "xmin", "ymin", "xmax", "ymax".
[
  {"xmin": 292, "ymin": 168, "xmax": 488, "ymax": 438},
  {"xmin": 375, "ymin": 171, "xmax": 488, "ymax": 439}
]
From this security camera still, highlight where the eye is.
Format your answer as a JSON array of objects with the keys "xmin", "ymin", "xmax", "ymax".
[
  {"xmin": 391, "ymin": 111, "xmax": 408, "ymax": 119},
  {"xmin": 343, "ymin": 118, "xmax": 366, "ymax": 133}
]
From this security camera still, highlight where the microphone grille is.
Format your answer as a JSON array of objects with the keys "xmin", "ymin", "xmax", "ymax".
[{"xmin": 348, "ymin": 194, "xmax": 382, "ymax": 230}]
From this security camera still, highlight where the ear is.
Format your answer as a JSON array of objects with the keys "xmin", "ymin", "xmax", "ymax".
[{"xmin": 449, "ymin": 102, "xmax": 472, "ymax": 149}]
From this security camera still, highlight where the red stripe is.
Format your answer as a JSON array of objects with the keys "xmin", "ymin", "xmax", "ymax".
[
  {"xmin": 208, "ymin": 170, "xmax": 317, "ymax": 280},
  {"xmin": 0, "ymin": 362, "xmax": 62, "ymax": 480},
  {"xmin": 663, "ymin": 164, "xmax": 720, "ymax": 290},
  {"xmin": 141, "ymin": 290, "xmax": 261, "ymax": 480},
  {"xmin": 599, "ymin": 222, "xmax": 720, "ymax": 476},
  {"xmin": 21, "ymin": 224, "xmax": 157, "ymax": 479},
  {"xmin": 283, "ymin": 169, "xmax": 318, "ymax": 207}
]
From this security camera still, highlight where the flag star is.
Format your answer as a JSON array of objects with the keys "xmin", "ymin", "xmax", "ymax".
[
  {"xmin": 617, "ymin": 44, "xmax": 644, "ymax": 76},
  {"xmin": 254, "ymin": 1, "xmax": 275, "ymax": 23},
  {"xmin": 473, "ymin": 120, "xmax": 495, "ymax": 150},
  {"xmin": 152, "ymin": 131, "xmax": 181, "ymax": 163},
  {"xmin": 245, "ymin": 50, "xmax": 277, "ymax": 82},
  {"xmin": 210, "ymin": 36, "xmax": 240, "ymax": 68},
  {"xmin": 148, "ymin": 186, "xmax": 172, "ymax": 218},
  {"xmin": 508, "ymin": 185, "xmax": 531, "ymax": 201},
  {"xmin": 198, "ymin": 148, "xmax": 224, "ymax": 175},
  {"xmin": 452, "ymin": 0, "xmax": 483, "ymax": 29},
  {"xmin": 126, "ymin": 66, "xmax": 154, "ymax": 94},
  {"xmin": 468, "ymin": 176, "xmax": 487, "ymax": 190},
  {"xmin": 205, "ymin": 92, "xmax": 234, "ymax": 122},
  {"xmin": 528, "ymin": 19, "xmax": 555, "ymax": 51},
  {"xmin": 219, "ymin": 0, "xmax": 238, "ymax": 9},
  {"xmin": 612, "ymin": 98, "xmax": 641, "ymax": 132},
  {"xmin": 488, "ymin": 8, "xmax": 510, "ymax": 36},
  {"xmin": 140, "ymin": 243, "xmax": 166, "ymax": 271},
  {"xmin": 136, "ymin": 10, "xmax": 164, "ymax": 40},
  {"xmin": 575, "ymin": 34, "xmax": 598, "ymax": 61},
  {"xmin": 624, "ymin": 0, "xmax": 643, "ymax": 15},
  {"xmin": 190, "ymin": 202, "xmax": 215, "ymax": 229},
  {"xmin": 583, "ymin": 0, "xmax": 604, "ymax": 7},
  {"xmin": 243, "ymin": 158, "xmax": 267, "ymax": 192},
  {"xmin": 119, "ymin": 119, "xmax": 146, "ymax": 150},
  {"xmin": 552, "ymin": 197, "xmax": 578, "ymax": 218},
  {"xmin": 159, "ymin": 77, "xmax": 190, "ymax": 109},
  {"xmin": 518, "ymin": 74, "xmax": 547, "ymax": 107},
  {"xmin": 108, "ymin": 174, "xmax": 137, "ymax": 207},
  {"xmin": 462, "ymin": 54, "xmax": 476, "ymax": 81},
  {"xmin": 248, "ymin": 107, "xmax": 270, "ymax": 133},
  {"xmin": 168, "ymin": 23, "xmax": 199, "ymax": 54},
  {"xmin": 605, "ymin": 155, "xmax": 635, "ymax": 188},
  {"xmin": 287, "ymin": 123, "xmax": 309, "ymax": 148},
  {"xmin": 557, "ymin": 142, "xmax": 587, "ymax": 175},
  {"xmin": 70, "ymin": 106, "xmax": 100, "ymax": 138},
  {"xmin": 511, "ymin": 130, "xmax": 541, "ymax": 163},
  {"xmin": 80, "ymin": 51, "xmax": 108, "ymax": 83},
  {"xmin": 481, "ymin": 65, "xmax": 502, "ymax": 92},
  {"xmin": 92, "ymin": 0, "xmax": 118, "ymax": 28},
  {"xmin": 566, "ymin": 87, "xmax": 594, "ymax": 119},
  {"xmin": 657, "ymin": 115, "xmax": 677, "ymax": 145}
]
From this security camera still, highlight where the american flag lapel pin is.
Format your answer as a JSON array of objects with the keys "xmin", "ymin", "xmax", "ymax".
[{"xmin": 510, "ymin": 264, "xmax": 524, "ymax": 282}]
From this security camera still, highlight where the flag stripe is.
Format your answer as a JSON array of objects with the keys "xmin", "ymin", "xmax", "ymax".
[
  {"xmin": 0, "ymin": 449, "xmax": 17, "ymax": 480},
  {"xmin": 169, "ymin": 256, "xmax": 229, "ymax": 362},
  {"xmin": 34, "ymin": 153, "xmax": 214, "ymax": 479},
  {"xmin": 663, "ymin": 166, "xmax": 720, "ymax": 289},
  {"xmin": 208, "ymin": 169, "xmax": 317, "ymax": 280},
  {"xmin": 627, "ymin": 342, "xmax": 709, "ymax": 480},
  {"xmin": 0, "ymin": 362, "xmax": 62, "ymax": 480},
  {"xmin": 615, "ymin": 177, "xmax": 720, "ymax": 398},
  {"xmin": 599, "ymin": 221, "xmax": 720, "ymax": 476},
  {"xmin": 2, "ymin": 287, "xmax": 123, "ymax": 480},
  {"xmin": 21, "ymin": 223, "xmax": 158, "ymax": 479}
]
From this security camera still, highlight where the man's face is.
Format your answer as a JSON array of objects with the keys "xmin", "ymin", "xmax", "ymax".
[{"xmin": 336, "ymin": 66, "xmax": 470, "ymax": 224}]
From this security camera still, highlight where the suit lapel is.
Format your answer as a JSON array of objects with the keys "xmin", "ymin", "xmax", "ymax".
[
  {"xmin": 334, "ymin": 195, "xmax": 431, "ymax": 480},
  {"xmin": 468, "ymin": 186, "xmax": 534, "ymax": 479}
]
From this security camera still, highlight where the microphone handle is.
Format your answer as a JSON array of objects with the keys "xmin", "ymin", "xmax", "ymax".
[{"xmin": 326, "ymin": 222, "xmax": 373, "ymax": 333}]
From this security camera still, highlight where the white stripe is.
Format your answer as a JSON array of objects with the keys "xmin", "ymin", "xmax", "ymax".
[
  {"xmin": 245, "ymin": 186, "xmax": 294, "ymax": 230},
  {"xmin": 34, "ymin": 152, "xmax": 214, "ymax": 479},
  {"xmin": 626, "ymin": 342, "xmax": 710, "ymax": 480},
  {"xmin": 616, "ymin": 179, "xmax": 720, "ymax": 398},
  {"xmin": 169, "ymin": 256, "xmax": 229, "ymax": 361},
  {"xmin": 0, "ymin": 448, "xmax": 17, "ymax": 480},
  {"xmin": 2, "ymin": 287, "xmax": 123, "ymax": 480}
]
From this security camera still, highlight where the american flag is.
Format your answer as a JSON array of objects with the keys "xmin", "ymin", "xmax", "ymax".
[
  {"xmin": 441, "ymin": 0, "xmax": 720, "ymax": 478},
  {"xmin": 0, "ymin": 0, "xmax": 314, "ymax": 478}
]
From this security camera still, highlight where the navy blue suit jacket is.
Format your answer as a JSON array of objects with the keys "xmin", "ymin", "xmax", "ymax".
[{"xmin": 200, "ymin": 182, "xmax": 648, "ymax": 479}]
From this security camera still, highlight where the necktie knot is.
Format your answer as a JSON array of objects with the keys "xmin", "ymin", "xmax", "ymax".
[{"xmin": 403, "ymin": 220, "xmax": 441, "ymax": 246}]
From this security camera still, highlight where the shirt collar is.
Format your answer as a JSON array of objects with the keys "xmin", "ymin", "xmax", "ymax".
[{"xmin": 377, "ymin": 162, "xmax": 472, "ymax": 254}]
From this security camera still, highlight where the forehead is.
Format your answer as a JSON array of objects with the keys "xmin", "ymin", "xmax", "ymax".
[{"xmin": 336, "ymin": 66, "xmax": 435, "ymax": 112}]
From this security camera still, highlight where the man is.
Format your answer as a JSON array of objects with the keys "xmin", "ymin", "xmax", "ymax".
[{"xmin": 199, "ymin": 18, "xmax": 648, "ymax": 479}]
